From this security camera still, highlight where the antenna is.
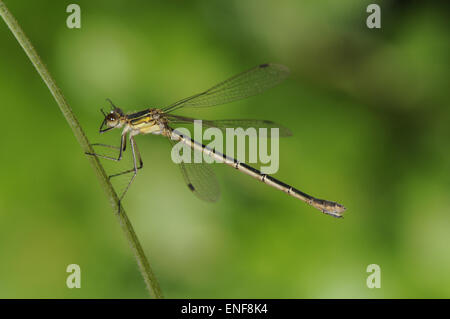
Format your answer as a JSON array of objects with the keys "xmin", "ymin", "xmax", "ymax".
[{"xmin": 106, "ymin": 98, "xmax": 117, "ymax": 110}]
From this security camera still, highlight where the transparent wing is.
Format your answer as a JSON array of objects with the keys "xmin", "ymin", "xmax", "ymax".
[
  {"xmin": 162, "ymin": 63, "xmax": 289, "ymax": 113},
  {"xmin": 166, "ymin": 115, "xmax": 292, "ymax": 138},
  {"xmin": 168, "ymin": 138, "xmax": 220, "ymax": 202}
]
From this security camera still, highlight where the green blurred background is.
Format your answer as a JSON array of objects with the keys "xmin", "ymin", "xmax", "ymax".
[{"xmin": 0, "ymin": 0, "xmax": 449, "ymax": 298}]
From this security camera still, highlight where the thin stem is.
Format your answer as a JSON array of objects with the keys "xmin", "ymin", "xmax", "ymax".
[{"xmin": 0, "ymin": 1, "xmax": 163, "ymax": 298}]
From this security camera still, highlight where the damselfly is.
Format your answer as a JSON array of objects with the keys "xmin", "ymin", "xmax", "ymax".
[{"xmin": 87, "ymin": 64, "xmax": 346, "ymax": 218}]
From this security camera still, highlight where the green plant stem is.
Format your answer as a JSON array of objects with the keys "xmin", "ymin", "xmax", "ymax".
[{"xmin": 0, "ymin": 1, "xmax": 163, "ymax": 298}]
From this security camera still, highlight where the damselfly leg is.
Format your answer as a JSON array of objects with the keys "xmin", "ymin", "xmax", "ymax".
[
  {"xmin": 116, "ymin": 136, "xmax": 140, "ymax": 202},
  {"xmin": 87, "ymin": 134, "xmax": 143, "ymax": 204},
  {"xmin": 86, "ymin": 134, "xmax": 126, "ymax": 162},
  {"xmin": 108, "ymin": 138, "xmax": 143, "ymax": 180}
]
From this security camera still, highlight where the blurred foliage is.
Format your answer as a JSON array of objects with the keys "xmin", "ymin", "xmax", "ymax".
[{"xmin": 0, "ymin": 0, "xmax": 449, "ymax": 298}]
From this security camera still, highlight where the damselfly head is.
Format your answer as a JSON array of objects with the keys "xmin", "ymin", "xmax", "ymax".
[{"xmin": 99, "ymin": 107, "xmax": 124, "ymax": 133}]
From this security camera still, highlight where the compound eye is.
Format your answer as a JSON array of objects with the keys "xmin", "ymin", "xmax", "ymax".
[{"xmin": 107, "ymin": 114, "xmax": 115, "ymax": 121}]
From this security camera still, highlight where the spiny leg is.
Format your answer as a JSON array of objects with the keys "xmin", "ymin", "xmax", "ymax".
[
  {"xmin": 118, "ymin": 136, "xmax": 140, "ymax": 206},
  {"xmin": 85, "ymin": 134, "xmax": 126, "ymax": 161},
  {"xmin": 86, "ymin": 134, "xmax": 141, "ymax": 214},
  {"xmin": 109, "ymin": 138, "xmax": 143, "ymax": 179},
  {"xmin": 90, "ymin": 142, "xmax": 125, "ymax": 151}
]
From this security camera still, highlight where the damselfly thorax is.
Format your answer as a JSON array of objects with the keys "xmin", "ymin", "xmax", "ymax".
[
  {"xmin": 123, "ymin": 108, "xmax": 171, "ymax": 136},
  {"xmin": 87, "ymin": 63, "xmax": 346, "ymax": 218}
]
